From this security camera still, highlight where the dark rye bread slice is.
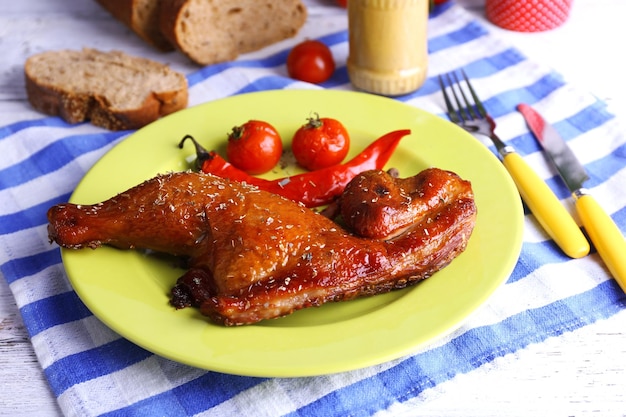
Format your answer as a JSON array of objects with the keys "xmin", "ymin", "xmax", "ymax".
[
  {"xmin": 95, "ymin": 0, "xmax": 173, "ymax": 51},
  {"xmin": 24, "ymin": 48, "xmax": 188, "ymax": 131},
  {"xmin": 160, "ymin": 0, "xmax": 307, "ymax": 65}
]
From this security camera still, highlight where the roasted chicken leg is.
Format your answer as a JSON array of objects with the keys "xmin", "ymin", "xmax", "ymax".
[{"xmin": 48, "ymin": 168, "xmax": 476, "ymax": 325}]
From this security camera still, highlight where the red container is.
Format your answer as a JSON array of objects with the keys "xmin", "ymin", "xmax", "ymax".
[{"xmin": 486, "ymin": 0, "xmax": 573, "ymax": 32}]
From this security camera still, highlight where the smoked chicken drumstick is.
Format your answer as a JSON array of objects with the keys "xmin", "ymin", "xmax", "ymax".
[{"xmin": 47, "ymin": 168, "xmax": 476, "ymax": 326}]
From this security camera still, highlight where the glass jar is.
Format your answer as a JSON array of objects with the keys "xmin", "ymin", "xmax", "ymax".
[{"xmin": 347, "ymin": 0, "xmax": 429, "ymax": 96}]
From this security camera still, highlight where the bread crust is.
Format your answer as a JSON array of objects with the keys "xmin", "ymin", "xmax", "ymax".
[
  {"xmin": 159, "ymin": 0, "xmax": 307, "ymax": 65},
  {"xmin": 24, "ymin": 49, "xmax": 188, "ymax": 131},
  {"xmin": 96, "ymin": 0, "xmax": 173, "ymax": 51}
]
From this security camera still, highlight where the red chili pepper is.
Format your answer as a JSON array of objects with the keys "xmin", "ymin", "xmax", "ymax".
[{"xmin": 179, "ymin": 129, "xmax": 411, "ymax": 207}]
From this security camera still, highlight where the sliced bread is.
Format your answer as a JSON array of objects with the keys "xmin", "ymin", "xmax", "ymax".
[
  {"xmin": 159, "ymin": 0, "xmax": 307, "ymax": 65},
  {"xmin": 95, "ymin": 0, "xmax": 173, "ymax": 51},
  {"xmin": 24, "ymin": 48, "xmax": 188, "ymax": 131}
]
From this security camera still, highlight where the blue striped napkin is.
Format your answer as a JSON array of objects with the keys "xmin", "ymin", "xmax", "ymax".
[{"xmin": 1, "ymin": 2, "xmax": 625, "ymax": 416}]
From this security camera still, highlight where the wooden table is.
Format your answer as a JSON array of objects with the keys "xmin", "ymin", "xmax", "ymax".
[{"xmin": 1, "ymin": 1, "xmax": 625, "ymax": 415}]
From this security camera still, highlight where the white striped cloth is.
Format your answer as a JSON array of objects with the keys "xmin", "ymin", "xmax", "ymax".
[{"xmin": 1, "ymin": 2, "xmax": 625, "ymax": 416}]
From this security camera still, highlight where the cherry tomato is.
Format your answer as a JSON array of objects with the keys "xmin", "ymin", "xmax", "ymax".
[
  {"xmin": 336, "ymin": 0, "xmax": 348, "ymax": 7},
  {"xmin": 291, "ymin": 115, "xmax": 350, "ymax": 171},
  {"xmin": 226, "ymin": 120, "xmax": 283, "ymax": 175},
  {"xmin": 286, "ymin": 40, "xmax": 335, "ymax": 84}
]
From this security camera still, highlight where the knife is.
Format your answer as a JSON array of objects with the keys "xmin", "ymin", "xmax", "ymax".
[{"xmin": 518, "ymin": 103, "xmax": 626, "ymax": 292}]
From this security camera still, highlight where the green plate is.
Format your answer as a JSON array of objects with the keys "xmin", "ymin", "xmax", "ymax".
[{"xmin": 62, "ymin": 89, "xmax": 523, "ymax": 377}]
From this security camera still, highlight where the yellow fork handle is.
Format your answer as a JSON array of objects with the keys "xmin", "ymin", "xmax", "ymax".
[
  {"xmin": 575, "ymin": 192, "xmax": 626, "ymax": 292},
  {"xmin": 501, "ymin": 152, "xmax": 590, "ymax": 259}
]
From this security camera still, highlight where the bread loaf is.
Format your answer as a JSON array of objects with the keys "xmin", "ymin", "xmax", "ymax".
[
  {"xmin": 24, "ymin": 48, "xmax": 188, "ymax": 131},
  {"xmin": 95, "ymin": 0, "xmax": 173, "ymax": 51},
  {"xmin": 159, "ymin": 0, "xmax": 308, "ymax": 65}
]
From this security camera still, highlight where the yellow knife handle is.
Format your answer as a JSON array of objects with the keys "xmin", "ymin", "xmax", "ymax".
[
  {"xmin": 501, "ymin": 152, "xmax": 590, "ymax": 258},
  {"xmin": 575, "ymin": 192, "xmax": 626, "ymax": 292}
]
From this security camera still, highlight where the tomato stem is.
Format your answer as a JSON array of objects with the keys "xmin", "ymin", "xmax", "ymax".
[
  {"xmin": 306, "ymin": 113, "xmax": 323, "ymax": 129},
  {"xmin": 229, "ymin": 125, "xmax": 244, "ymax": 140}
]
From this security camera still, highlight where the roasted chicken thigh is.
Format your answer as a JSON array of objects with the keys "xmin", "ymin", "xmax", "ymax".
[{"xmin": 48, "ymin": 168, "xmax": 476, "ymax": 325}]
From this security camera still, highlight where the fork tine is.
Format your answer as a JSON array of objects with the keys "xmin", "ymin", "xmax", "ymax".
[
  {"xmin": 440, "ymin": 70, "xmax": 491, "ymax": 124},
  {"xmin": 459, "ymin": 69, "xmax": 488, "ymax": 119},
  {"xmin": 447, "ymin": 72, "xmax": 474, "ymax": 122},
  {"xmin": 438, "ymin": 74, "xmax": 461, "ymax": 124},
  {"xmin": 450, "ymin": 71, "xmax": 477, "ymax": 120}
]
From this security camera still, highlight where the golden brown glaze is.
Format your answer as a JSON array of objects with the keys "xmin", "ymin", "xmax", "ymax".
[
  {"xmin": 48, "ymin": 169, "xmax": 476, "ymax": 325},
  {"xmin": 340, "ymin": 168, "xmax": 473, "ymax": 239}
]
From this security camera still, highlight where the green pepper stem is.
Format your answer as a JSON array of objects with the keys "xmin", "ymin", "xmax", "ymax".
[{"xmin": 179, "ymin": 135, "xmax": 213, "ymax": 170}]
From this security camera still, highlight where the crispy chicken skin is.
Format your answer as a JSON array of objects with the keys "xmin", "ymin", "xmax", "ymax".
[{"xmin": 47, "ymin": 168, "xmax": 476, "ymax": 326}]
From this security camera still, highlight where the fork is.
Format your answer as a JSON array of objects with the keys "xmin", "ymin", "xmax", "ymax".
[{"xmin": 438, "ymin": 70, "xmax": 590, "ymax": 259}]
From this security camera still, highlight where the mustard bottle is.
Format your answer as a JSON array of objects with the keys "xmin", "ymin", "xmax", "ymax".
[{"xmin": 347, "ymin": 0, "xmax": 429, "ymax": 96}]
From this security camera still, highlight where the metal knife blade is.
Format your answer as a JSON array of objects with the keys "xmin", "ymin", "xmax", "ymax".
[
  {"xmin": 517, "ymin": 104, "xmax": 588, "ymax": 192},
  {"xmin": 518, "ymin": 103, "xmax": 626, "ymax": 293}
]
